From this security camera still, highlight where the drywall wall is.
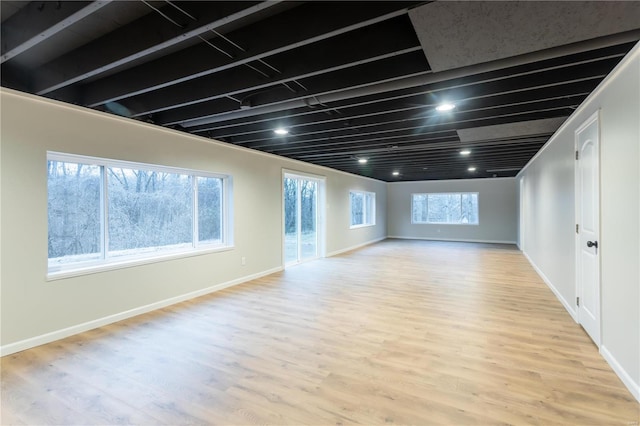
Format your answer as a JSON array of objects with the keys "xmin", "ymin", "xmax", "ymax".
[
  {"xmin": 518, "ymin": 133, "xmax": 576, "ymax": 312},
  {"xmin": 387, "ymin": 178, "xmax": 517, "ymax": 243},
  {"xmin": 0, "ymin": 88, "xmax": 387, "ymax": 351},
  {"xmin": 519, "ymin": 42, "xmax": 640, "ymax": 400}
]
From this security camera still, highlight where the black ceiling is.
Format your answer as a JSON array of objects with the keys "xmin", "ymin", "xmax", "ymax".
[{"xmin": 2, "ymin": 1, "xmax": 639, "ymax": 181}]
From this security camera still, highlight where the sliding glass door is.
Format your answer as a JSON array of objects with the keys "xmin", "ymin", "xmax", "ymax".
[{"xmin": 284, "ymin": 173, "xmax": 320, "ymax": 265}]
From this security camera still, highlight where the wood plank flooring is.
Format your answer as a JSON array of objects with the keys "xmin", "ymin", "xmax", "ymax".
[{"xmin": 2, "ymin": 240, "xmax": 638, "ymax": 425}]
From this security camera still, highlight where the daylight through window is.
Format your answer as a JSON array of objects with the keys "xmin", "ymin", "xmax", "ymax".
[
  {"xmin": 412, "ymin": 192, "xmax": 478, "ymax": 224},
  {"xmin": 47, "ymin": 153, "xmax": 231, "ymax": 274},
  {"xmin": 350, "ymin": 190, "xmax": 376, "ymax": 227}
]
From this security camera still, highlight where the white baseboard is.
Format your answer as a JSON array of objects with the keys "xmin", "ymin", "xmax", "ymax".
[
  {"xmin": 0, "ymin": 266, "xmax": 282, "ymax": 357},
  {"xmin": 600, "ymin": 345, "xmax": 640, "ymax": 403},
  {"xmin": 387, "ymin": 236, "xmax": 517, "ymax": 245},
  {"xmin": 522, "ymin": 251, "xmax": 578, "ymax": 322},
  {"xmin": 326, "ymin": 236, "xmax": 386, "ymax": 257}
]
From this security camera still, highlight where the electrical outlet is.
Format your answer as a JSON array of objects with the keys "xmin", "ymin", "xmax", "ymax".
[{"xmin": 241, "ymin": 256, "xmax": 246, "ymax": 266}]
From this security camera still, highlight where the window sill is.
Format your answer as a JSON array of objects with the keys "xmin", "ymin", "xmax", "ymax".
[
  {"xmin": 350, "ymin": 223, "xmax": 376, "ymax": 229},
  {"xmin": 47, "ymin": 245, "xmax": 234, "ymax": 281},
  {"xmin": 411, "ymin": 222, "xmax": 480, "ymax": 226}
]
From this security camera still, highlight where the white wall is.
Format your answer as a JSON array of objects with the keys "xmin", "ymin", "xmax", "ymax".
[
  {"xmin": 387, "ymin": 178, "xmax": 518, "ymax": 243},
  {"xmin": 519, "ymin": 43, "xmax": 640, "ymax": 401},
  {"xmin": 0, "ymin": 89, "xmax": 387, "ymax": 352},
  {"xmin": 519, "ymin": 134, "xmax": 576, "ymax": 312}
]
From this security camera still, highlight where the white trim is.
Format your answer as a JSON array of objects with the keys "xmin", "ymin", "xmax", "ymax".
[
  {"xmin": 600, "ymin": 346, "xmax": 640, "ymax": 403},
  {"xmin": 282, "ymin": 169, "xmax": 327, "ymax": 265},
  {"xmin": 518, "ymin": 176, "xmax": 525, "ymax": 251},
  {"xmin": 282, "ymin": 168, "xmax": 326, "ymax": 182},
  {"xmin": 326, "ymin": 236, "xmax": 386, "ymax": 257},
  {"xmin": 47, "ymin": 245, "xmax": 234, "ymax": 281},
  {"xmin": 410, "ymin": 192, "xmax": 480, "ymax": 225},
  {"xmin": 387, "ymin": 236, "xmax": 516, "ymax": 245},
  {"xmin": 574, "ymin": 110, "xmax": 602, "ymax": 346},
  {"xmin": 48, "ymin": 151, "xmax": 228, "ymax": 180},
  {"xmin": 1, "ymin": 266, "xmax": 282, "ymax": 356},
  {"xmin": 349, "ymin": 190, "xmax": 376, "ymax": 228},
  {"xmin": 47, "ymin": 152, "xmax": 233, "ymax": 276},
  {"xmin": 349, "ymin": 223, "xmax": 376, "ymax": 230},
  {"xmin": 517, "ymin": 41, "xmax": 640, "ymax": 178},
  {"xmin": 522, "ymin": 250, "xmax": 578, "ymax": 322}
]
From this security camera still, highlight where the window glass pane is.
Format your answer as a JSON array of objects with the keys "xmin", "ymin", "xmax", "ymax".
[
  {"xmin": 365, "ymin": 193, "xmax": 374, "ymax": 224},
  {"xmin": 461, "ymin": 193, "xmax": 479, "ymax": 224},
  {"xmin": 300, "ymin": 180, "xmax": 317, "ymax": 260},
  {"xmin": 413, "ymin": 192, "xmax": 478, "ymax": 224},
  {"xmin": 108, "ymin": 167, "xmax": 192, "ymax": 256},
  {"xmin": 48, "ymin": 160, "xmax": 102, "ymax": 266},
  {"xmin": 427, "ymin": 194, "xmax": 448, "ymax": 223},
  {"xmin": 284, "ymin": 177, "xmax": 298, "ymax": 263},
  {"xmin": 198, "ymin": 176, "xmax": 223, "ymax": 244},
  {"xmin": 351, "ymin": 192, "xmax": 364, "ymax": 226},
  {"xmin": 350, "ymin": 191, "xmax": 374, "ymax": 226},
  {"xmin": 412, "ymin": 194, "xmax": 427, "ymax": 223}
]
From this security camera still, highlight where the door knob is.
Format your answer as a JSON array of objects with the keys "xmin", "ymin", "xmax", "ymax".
[{"xmin": 587, "ymin": 240, "xmax": 598, "ymax": 249}]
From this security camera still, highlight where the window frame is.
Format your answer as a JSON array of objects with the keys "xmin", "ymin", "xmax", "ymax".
[
  {"xmin": 411, "ymin": 192, "xmax": 479, "ymax": 225},
  {"xmin": 47, "ymin": 152, "xmax": 233, "ymax": 280},
  {"xmin": 349, "ymin": 190, "xmax": 376, "ymax": 229}
]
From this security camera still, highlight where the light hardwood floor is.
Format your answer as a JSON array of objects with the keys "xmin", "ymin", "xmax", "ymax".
[{"xmin": 2, "ymin": 240, "xmax": 638, "ymax": 425}]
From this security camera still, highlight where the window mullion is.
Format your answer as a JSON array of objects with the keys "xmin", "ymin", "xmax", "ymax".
[
  {"xmin": 220, "ymin": 179, "xmax": 225, "ymax": 245},
  {"xmin": 297, "ymin": 179, "xmax": 302, "ymax": 261},
  {"xmin": 47, "ymin": 152, "xmax": 233, "ymax": 276},
  {"xmin": 193, "ymin": 176, "xmax": 198, "ymax": 248},
  {"xmin": 102, "ymin": 165, "xmax": 109, "ymax": 260}
]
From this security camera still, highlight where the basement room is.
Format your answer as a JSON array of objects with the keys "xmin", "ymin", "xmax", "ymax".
[{"xmin": 1, "ymin": 1, "xmax": 639, "ymax": 424}]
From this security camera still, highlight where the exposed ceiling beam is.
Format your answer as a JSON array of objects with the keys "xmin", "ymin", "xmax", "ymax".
[
  {"xmin": 208, "ymin": 74, "xmax": 601, "ymax": 144},
  {"xmin": 120, "ymin": 17, "xmax": 421, "ymax": 117},
  {"xmin": 189, "ymin": 49, "xmax": 621, "ymax": 135},
  {"xmin": 33, "ymin": 1, "xmax": 283, "ymax": 95},
  {"xmin": 1, "ymin": 0, "xmax": 112, "ymax": 64},
  {"xmin": 256, "ymin": 105, "xmax": 571, "ymax": 155},
  {"xmin": 156, "ymin": 49, "xmax": 429, "ymax": 126},
  {"xmin": 180, "ymin": 29, "xmax": 640, "ymax": 128},
  {"xmin": 80, "ymin": 2, "xmax": 417, "ymax": 107}
]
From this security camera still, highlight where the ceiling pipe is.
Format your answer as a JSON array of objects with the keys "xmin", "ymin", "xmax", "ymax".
[{"xmin": 181, "ymin": 29, "xmax": 640, "ymax": 128}]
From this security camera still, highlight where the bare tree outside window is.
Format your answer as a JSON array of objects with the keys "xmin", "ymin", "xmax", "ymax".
[
  {"xmin": 47, "ymin": 154, "xmax": 229, "ymax": 274},
  {"xmin": 412, "ymin": 193, "xmax": 478, "ymax": 224}
]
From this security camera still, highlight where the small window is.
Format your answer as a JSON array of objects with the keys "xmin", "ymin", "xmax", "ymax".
[
  {"xmin": 412, "ymin": 192, "xmax": 478, "ymax": 225},
  {"xmin": 350, "ymin": 190, "xmax": 375, "ymax": 228},
  {"xmin": 47, "ymin": 152, "xmax": 232, "ymax": 275}
]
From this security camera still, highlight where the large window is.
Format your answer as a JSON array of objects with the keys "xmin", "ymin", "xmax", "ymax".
[
  {"xmin": 412, "ymin": 192, "xmax": 478, "ymax": 225},
  {"xmin": 350, "ymin": 190, "xmax": 375, "ymax": 227},
  {"xmin": 47, "ymin": 152, "xmax": 231, "ymax": 275}
]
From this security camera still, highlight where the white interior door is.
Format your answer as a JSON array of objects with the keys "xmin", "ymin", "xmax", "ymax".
[{"xmin": 575, "ymin": 112, "xmax": 600, "ymax": 346}]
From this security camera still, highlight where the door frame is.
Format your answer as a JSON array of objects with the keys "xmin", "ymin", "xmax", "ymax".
[
  {"xmin": 282, "ymin": 169, "xmax": 326, "ymax": 267},
  {"xmin": 574, "ymin": 110, "xmax": 601, "ymax": 346},
  {"xmin": 519, "ymin": 176, "xmax": 525, "ymax": 252}
]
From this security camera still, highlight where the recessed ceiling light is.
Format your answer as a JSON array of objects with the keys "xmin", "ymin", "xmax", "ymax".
[
  {"xmin": 460, "ymin": 150, "xmax": 471, "ymax": 155},
  {"xmin": 468, "ymin": 167, "xmax": 477, "ymax": 172},
  {"xmin": 274, "ymin": 128, "xmax": 289, "ymax": 135},
  {"xmin": 358, "ymin": 158, "xmax": 368, "ymax": 164},
  {"xmin": 436, "ymin": 103, "xmax": 456, "ymax": 112},
  {"xmin": 392, "ymin": 171, "xmax": 400, "ymax": 176}
]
